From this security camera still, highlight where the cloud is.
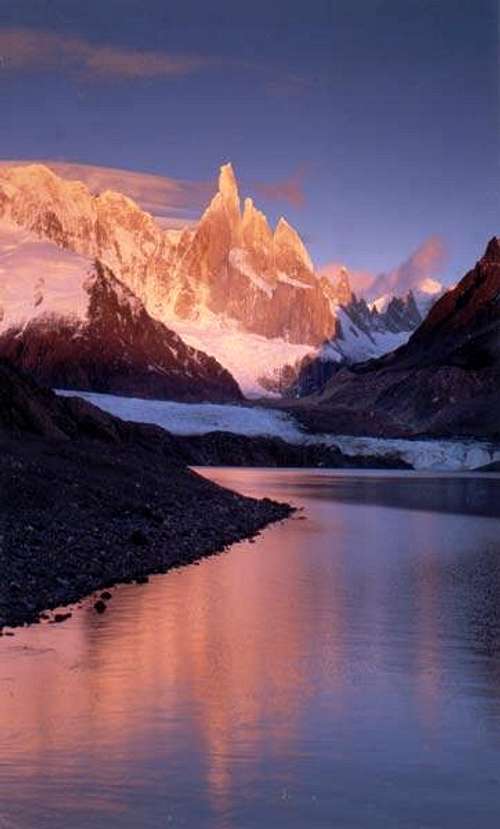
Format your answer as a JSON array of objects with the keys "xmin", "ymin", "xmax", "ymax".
[
  {"xmin": 0, "ymin": 27, "xmax": 210, "ymax": 79},
  {"xmin": 370, "ymin": 236, "xmax": 447, "ymax": 298},
  {"xmin": 319, "ymin": 236, "xmax": 448, "ymax": 299},
  {"xmin": 253, "ymin": 166, "xmax": 307, "ymax": 209},
  {"xmin": 0, "ymin": 160, "xmax": 213, "ymax": 223}
]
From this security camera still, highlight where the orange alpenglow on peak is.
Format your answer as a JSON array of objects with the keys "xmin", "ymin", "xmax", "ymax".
[
  {"xmin": 274, "ymin": 216, "xmax": 313, "ymax": 272},
  {"xmin": 218, "ymin": 162, "xmax": 240, "ymax": 210}
]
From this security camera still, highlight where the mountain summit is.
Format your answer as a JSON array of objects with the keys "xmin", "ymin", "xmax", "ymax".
[{"xmin": 169, "ymin": 163, "xmax": 335, "ymax": 343}]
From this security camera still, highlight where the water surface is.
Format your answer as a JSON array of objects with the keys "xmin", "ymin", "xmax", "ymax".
[{"xmin": 2, "ymin": 469, "xmax": 500, "ymax": 828}]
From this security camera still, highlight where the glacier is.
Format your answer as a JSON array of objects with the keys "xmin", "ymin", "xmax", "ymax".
[{"xmin": 56, "ymin": 390, "xmax": 500, "ymax": 471}]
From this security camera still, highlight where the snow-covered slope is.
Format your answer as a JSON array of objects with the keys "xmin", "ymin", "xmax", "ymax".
[
  {"xmin": 0, "ymin": 219, "xmax": 241, "ymax": 401},
  {"xmin": 0, "ymin": 219, "xmax": 92, "ymax": 329},
  {"xmin": 168, "ymin": 311, "xmax": 313, "ymax": 397}
]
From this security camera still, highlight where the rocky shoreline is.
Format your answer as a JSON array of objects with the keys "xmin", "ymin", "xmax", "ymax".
[
  {"xmin": 0, "ymin": 362, "xmax": 292, "ymax": 631},
  {"xmin": 0, "ymin": 434, "xmax": 292, "ymax": 631},
  {"xmin": 0, "ymin": 360, "xmax": 410, "ymax": 633}
]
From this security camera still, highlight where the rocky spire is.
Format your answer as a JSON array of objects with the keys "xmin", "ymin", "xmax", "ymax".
[
  {"xmin": 273, "ymin": 217, "xmax": 313, "ymax": 272},
  {"xmin": 241, "ymin": 196, "xmax": 273, "ymax": 249},
  {"xmin": 335, "ymin": 266, "xmax": 353, "ymax": 305},
  {"xmin": 218, "ymin": 162, "xmax": 241, "ymax": 220}
]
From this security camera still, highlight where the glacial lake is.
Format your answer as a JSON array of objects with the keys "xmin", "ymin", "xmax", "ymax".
[{"xmin": 2, "ymin": 468, "xmax": 500, "ymax": 828}]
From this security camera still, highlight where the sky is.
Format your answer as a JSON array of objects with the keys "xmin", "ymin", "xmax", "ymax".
[{"xmin": 0, "ymin": 0, "xmax": 498, "ymax": 286}]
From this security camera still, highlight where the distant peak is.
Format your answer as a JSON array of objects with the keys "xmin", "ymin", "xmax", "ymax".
[
  {"xmin": 334, "ymin": 267, "xmax": 353, "ymax": 305},
  {"xmin": 419, "ymin": 277, "xmax": 443, "ymax": 295}
]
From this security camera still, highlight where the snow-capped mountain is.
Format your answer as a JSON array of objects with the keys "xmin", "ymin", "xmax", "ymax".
[
  {"xmin": 0, "ymin": 161, "xmax": 431, "ymax": 396},
  {"xmin": 0, "ymin": 220, "xmax": 241, "ymax": 401}
]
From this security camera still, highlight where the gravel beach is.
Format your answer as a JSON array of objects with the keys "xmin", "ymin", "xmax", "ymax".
[{"xmin": 0, "ymin": 362, "xmax": 292, "ymax": 630}]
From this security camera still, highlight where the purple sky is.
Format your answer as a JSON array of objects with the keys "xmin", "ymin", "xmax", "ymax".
[{"xmin": 0, "ymin": 0, "xmax": 498, "ymax": 284}]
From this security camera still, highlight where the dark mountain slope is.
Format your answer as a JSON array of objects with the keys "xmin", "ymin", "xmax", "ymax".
[
  {"xmin": 0, "ymin": 262, "xmax": 242, "ymax": 402},
  {"xmin": 293, "ymin": 238, "xmax": 500, "ymax": 438}
]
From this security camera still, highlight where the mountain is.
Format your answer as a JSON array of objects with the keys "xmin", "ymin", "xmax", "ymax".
[
  {"xmin": 294, "ymin": 239, "xmax": 500, "ymax": 438},
  {"xmin": 260, "ymin": 286, "xmax": 424, "ymax": 396},
  {"xmin": 0, "ymin": 162, "xmax": 334, "ymax": 342},
  {"xmin": 0, "ymin": 161, "xmax": 427, "ymax": 396},
  {"xmin": 171, "ymin": 164, "xmax": 337, "ymax": 344},
  {"xmin": 0, "ymin": 221, "xmax": 241, "ymax": 401}
]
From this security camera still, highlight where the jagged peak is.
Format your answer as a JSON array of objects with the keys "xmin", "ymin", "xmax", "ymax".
[
  {"xmin": 242, "ymin": 196, "xmax": 269, "ymax": 225},
  {"xmin": 484, "ymin": 236, "xmax": 500, "ymax": 263},
  {"xmin": 275, "ymin": 216, "xmax": 293, "ymax": 234},
  {"xmin": 274, "ymin": 216, "xmax": 307, "ymax": 246},
  {"xmin": 218, "ymin": 162, "xmax": 239, "ymax": 204},
  {"xmin": 273, "ymin": 216, "xmax": 313, "ymax": 270},
  {"xmin": 335, "ymin": 267, "xmax": 353, "ymax": 304}
]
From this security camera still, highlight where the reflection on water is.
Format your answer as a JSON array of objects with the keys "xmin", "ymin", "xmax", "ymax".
[{"xmin": 2, "ymin": 469, "xmax": 500, "ymax": 828}]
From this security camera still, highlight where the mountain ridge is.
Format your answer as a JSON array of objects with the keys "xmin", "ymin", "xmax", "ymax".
[{"xmin": 0, "ymin": 160, "xmax": 436, "ymax": 396}]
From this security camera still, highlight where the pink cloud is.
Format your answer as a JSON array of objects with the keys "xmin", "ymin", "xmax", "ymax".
[
  {"xmin": 319, "ymin": 236, "xmax": 448, "ymax": 299},
  {"xmin": 370, "ymin": 236, "xmax": 447, "ymax": 298},
  {"xmin": 0, "ymin": 27, "xmax": 210, "ymax": 79},
  {"xmin": 254, "ymin": 166, "xmax": 307, "ymax": 209},
  {"xmin": 0, "ymin": 160, "xmax": 213, "ymax": 223}
]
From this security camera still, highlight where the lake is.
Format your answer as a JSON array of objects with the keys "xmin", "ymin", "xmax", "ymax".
[{"xmin": 2, "ymin": 468, "xmax": 500, "ymax": 828}]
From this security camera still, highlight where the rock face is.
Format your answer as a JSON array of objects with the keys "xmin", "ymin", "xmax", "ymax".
[
  {"xmin": 152, "ymin": 164, "xmax": 337, "ymax": 344},
  {"xmin": 0, "ymin": 223, "xmax": 241, "ymax": 402},
  {"xmin": 262, "ymin": 290, "xmax": 424, "ymax": 396},
  {"xmin": 297, "ymin": 239, "xmax": 500, "ymax": 438}
]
